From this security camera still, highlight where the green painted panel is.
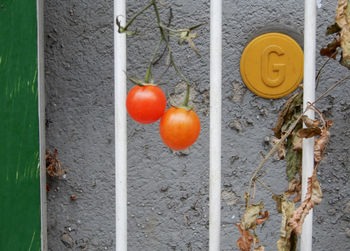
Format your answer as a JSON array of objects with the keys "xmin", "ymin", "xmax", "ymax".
[{"xmin": 0, "ymin": 0, "xmax": 41, "ymax": 250}]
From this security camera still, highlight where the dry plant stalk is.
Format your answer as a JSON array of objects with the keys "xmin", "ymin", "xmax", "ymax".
[{"xmin": 236, "ymin": 77, "xmax": 341, "ymax": 250}]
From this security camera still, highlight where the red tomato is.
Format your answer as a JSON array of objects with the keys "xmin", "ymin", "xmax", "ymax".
[
  {"xmin": 159, "ymin": 107, "xmax": 200, "ymax": 150},
  {"xmin": 126, "ymin": 85, "xmax": 167, "ymax": 124}
]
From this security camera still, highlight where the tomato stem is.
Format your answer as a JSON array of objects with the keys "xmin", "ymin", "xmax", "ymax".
[
  {"xmin": 122, "ymin": 0, "xmax": 194, "ymax": 105},
  {"xmin": 182, "ymin": 83, "xmax": 190, "ymax": 107},
  {"xmin": 145, "ymin": 38, "xmax": 162, "ymax": 83},
  {"xmin": 152, "ymin": 1, "xmax": 192, "ymax": 88},
  {"xmin": 123, "ymin": 1, "xmax": 154, "ymax": 31}
]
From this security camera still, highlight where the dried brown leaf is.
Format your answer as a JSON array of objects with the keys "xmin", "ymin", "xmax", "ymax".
[
  {"xmin": 276, "ymin": 200, "xmax": 298, "ymax": 251},
  {"xmin": 291, "ymin": 134, "xmax": 302, "ymax": 151},
  {"xmin": 241, "ymin": 202, "xmax": 264, "ymax": 230},
  {"xmin": 314, "ymin": 120, "xmax": 332, "ymax": 163},
  {"xmin": 46, "ymin": 149, "xmax": 65, "ymax": 178},
  {"xmin": 273, "ymin": 194, "xmax": 285, "ymax": 213},
  {"xmin": 301, "ymin": 115, "xmax": 320, "ymax": 128},
  {"xmin": 320, "ymin": 37, "xmax": 341, "ymax": 59},
  {"xmin": 335, "ymin": 0, "xmax": 350, "ymax": 68},
  {"xmin": 340, "ymin": 28, "xmax": 350, "ymax": 68},
  {"xmin": 326, "ymin": 23, "xmax": 341, "ymax": 35},
  {"xmin": 254, "ymin": 246, "xmax": 265, "ymax": 251},
  {"xmin": 272, "ymin": 138, "xmax": 286, "ymax": 159},
  {"xmin": 256, "ymin": 211, "xmax": 269, "ymax": 225},
  {"xmin": 297, "ymin": 127, "xmax": 322, "ymax": 138},
  {"xmin": 272, "ymin": 92, "xmax": 303, "ymax": 139},
  {"xmin": 336, "ymin": 0, "xmax": 350, "ymax": 29},
  {"xmin": 236, "ymin": 223, "xmax": 254, "ymax": 251},
  {"xmin": 288, "ymin": 171, "xmax": 323, "ymax": 234},
  {"xmin": 285, "ymin": 179, "xmax": 302, "ymax": 203}
]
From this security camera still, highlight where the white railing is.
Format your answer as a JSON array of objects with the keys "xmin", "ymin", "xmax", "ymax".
[
  {"xmin": 114, "ymin": 0, "xmax": 127, "ymax": 250},
  {"xmin": 114, "ymin": 1, "xmax": 316, "ymax": 250},
  {"xmin": 301, "ymin": 0, "xmax": 316, "ymax": 250},
  {"xmin": 209, "ymin": 0, "xmax": 222, "ymax": 250}
]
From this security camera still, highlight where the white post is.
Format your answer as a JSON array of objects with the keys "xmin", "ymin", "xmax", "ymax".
[
  {"xmin": 301, "ymin": 0, "xmax": 316, "ymax": 250},
  {"xmin": 114, "ymin": 0, "xmax": 127, "ymax": 250},
  {"xmin": 209, "ymin": 0, "xmax": 222, "ymax": 250},
  {"xmin": 37, "ymin": 0, "xmax": 47, "ymax": 250}
]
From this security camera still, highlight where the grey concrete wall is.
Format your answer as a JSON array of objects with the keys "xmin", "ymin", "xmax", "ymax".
[{"xmin": 45, "ymin": 0, "xmax": 350, "ymax": 250}]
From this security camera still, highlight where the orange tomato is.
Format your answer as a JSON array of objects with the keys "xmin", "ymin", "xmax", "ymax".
[
  {"xmin": 159, "ymin": 107, "xmax": 200, "ymax": 150},
  {"xmin": 126, "ymin": 85, "xmax": 166, "ymax": 124}
]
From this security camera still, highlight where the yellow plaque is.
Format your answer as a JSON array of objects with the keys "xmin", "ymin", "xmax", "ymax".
[{"xmin": 240, "ymin": 32, "xmax": 303, "ymax": 99}]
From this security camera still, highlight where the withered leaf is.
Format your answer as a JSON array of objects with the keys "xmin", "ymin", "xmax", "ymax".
[
  {"xmin": 276, "ymin": 200, "xmax": 297, "ymax": 251},
  {"xmin": 254, "ymin": 246, "xmax": 265, "ymax": 251},
  {"xmin": 178, "ymin": 31, "xmax": 200, "ymax": 55},
  {"xmin": 273, "ymin": 194, "xmax": 285, "ymax": 214},
  {"xmin": 241, "ymin": 202, "xmax": 264, "ymax": 230},
  {"xmin": 326, "ymin": 23, "xmax": 341, "ymax": 35},
  {"xmin": 256, "ymin": 211, "xmax": 269, "ymax": 225},
  {"xmin": 272, "ymin": 92, "xmax": 303, "ymax": 139},
  {"xmin": 314, "ymin": 120, "xmax": 332, "ymax": 163},
  {"xmin": 272, "ymin": 138, "xmax": 286, "ymax": 160},
  {"xmin": 46, "ymin": 149, "xmax": 65, "ymax": 178},
  {"xmin": 291, "ymin": 137, "xmax": 302, "ymax": 152},
  {"xmin": 242, "ymin": 203, "xmax": 263, "ymax": 230},
  {"xmin": 297, "ymin": 127, "xmax": 322, "ymax": 138},
  {"xmin": 340, "ymin": 28, "xmax": 350, "ymax": 68},
  {"xmin": 285, "ymin": 136, "xmax": 302, "ymax": 182},
  {"xmin": 301, "ymin": 115, "xmax": 320, "ymax": 128},
  {"xmin": 285, "ymin": 179, "xmax": 302, "ymax": 203},
  {"xmin": 236, "ymin": 223, "xmax": 253, "ymax": 251},
  {"xmin": 289, "ymin": 171, "xmax": 323, "ymax": 234},
  {"xmin": 320, "ymin": 37, "xmax": 340, "ymax": 59},
  {"xmin": 311, "ymin": 179, "xmax": 323, "ymax": 205},
  {"xmin": 335, "ymin": 0, "xmax": 350, "ymax": 29},
  {"xmin": 336, "ymin": 0, "xmax": 350, "ymax": 68}
]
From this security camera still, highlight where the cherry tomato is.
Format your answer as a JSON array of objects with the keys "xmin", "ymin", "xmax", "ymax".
[
  {"xmin": 126, "ymin": 85, "xmax": 167, "ymax": 124},
  {"xmin": 159, "ymin": 107, "xmax": 200, "ymax": 150}
]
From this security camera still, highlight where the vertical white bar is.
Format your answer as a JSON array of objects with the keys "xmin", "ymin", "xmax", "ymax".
[
  {"xmin": 37, "ymin": 0, "xmax": 47, "ymax": 250},
  {"xmin": 301, "ymin": 0, "xmax": 316, "ymax": 250},
  {"xmin": 114, "ymin": 0, "xmax": 127, "ymax": 250},
  {"xmin": 209, "ymin": 0, "xmax": 222, "ymax": 250}
]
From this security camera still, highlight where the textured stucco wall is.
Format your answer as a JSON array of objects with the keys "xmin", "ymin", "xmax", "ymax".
[{"xmin": 45, "ymin": 0, "xmax": 350, "ymax": 250}]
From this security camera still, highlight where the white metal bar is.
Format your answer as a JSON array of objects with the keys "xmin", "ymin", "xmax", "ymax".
[
  {"xmin": 209, "ymin": 0, "xmax": 222, "ymax": 250},
  {"xmin": 37, "ymin": 0, "xmax": 47, "ymax": 250},
  {"xmin": 301, "ymin": 0, "xmax": 316, "ymax": 250},
  {"xmin": 114, "ymin": 0, "xmax": 127, "ymax": 250}
]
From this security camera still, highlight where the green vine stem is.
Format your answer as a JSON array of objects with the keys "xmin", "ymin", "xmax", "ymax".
[
  {"xmin": 152, "ymin": 0, "xmax": 192, "ymax": 107},
  {"xmin": 182, "ymin": 83, "xmax": 190, "ymax": 107},
  {"xmin": 145, "ymin": 38, "xmax": 162, "ymax": 83},
  {"xmin": 119, "ymin": 0, "xmax": 194, "ymax": 107},
  {"xmin": 122, "ymin": 1, "xmax": 154, "ymax": 31},
  {"xmin": 246, "ymin": 74, "xmax": 350, "ymax": 207}
]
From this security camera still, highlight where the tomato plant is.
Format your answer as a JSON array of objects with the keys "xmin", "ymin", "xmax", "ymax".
[
  {"xmin": 126, "ymin": 85, "xmax": 166, "ymax": 124},
  {"xmin": 159, "ymin": 107, "xmax": 200, "ymax": 150}
]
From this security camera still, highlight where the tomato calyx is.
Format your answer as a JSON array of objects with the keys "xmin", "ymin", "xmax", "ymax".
[
  {"xmin": 127, "ymin": 74, "xmax": 158, "ymax": 87},
  {"xmin": 176, "ymin": 105, "xmax": 192, "ymax": 111}
]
